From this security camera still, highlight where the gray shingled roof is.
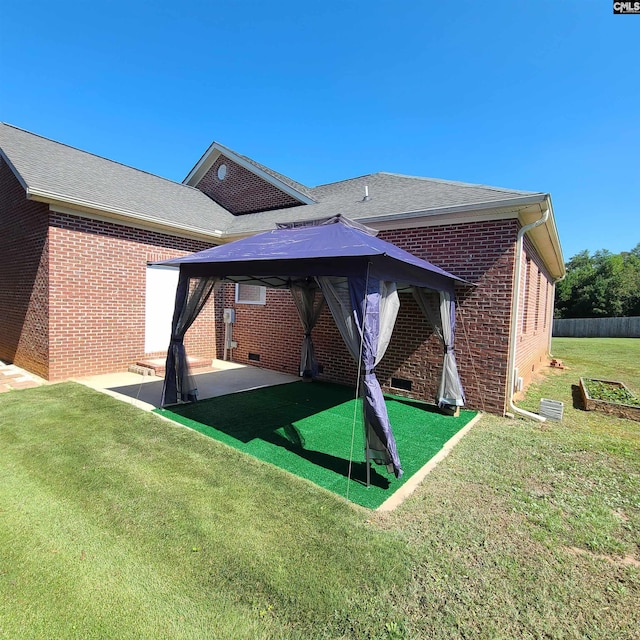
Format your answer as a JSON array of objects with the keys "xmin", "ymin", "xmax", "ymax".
[
  {"xmin": 1, "ymin": 123, "xmax": 545, "ymax": 239},
  {"xmin": 0, "ymin": 123, "xmax": 233, "ymax": 235},
  {"xmin": 224, "ymin": 171, "xmax": 545, "ymax": 234}
]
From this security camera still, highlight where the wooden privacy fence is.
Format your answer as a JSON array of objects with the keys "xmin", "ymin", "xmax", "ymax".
[{"xmin": 553, "ymin": 316, "xmax": 640, "ymax": 338}]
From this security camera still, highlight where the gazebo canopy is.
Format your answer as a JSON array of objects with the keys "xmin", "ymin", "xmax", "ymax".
[
  {"xmin": 162, "ymin": 215, "xmax": 467, "ymax": 292},
  {"xmin": 158, "ymin": 216, "xmax": 468, "ymax": 481}
]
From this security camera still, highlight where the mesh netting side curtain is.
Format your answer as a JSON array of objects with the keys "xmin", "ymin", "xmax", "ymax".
[
  {"xmin": 161, "ymin": 273, "xmax": 218, "ymax": 406},
  {"xmin": 413, "ymin": 288, "xmax": 465, "ymax": 408},
  {"xmin": 290, "ymin": 281, "xmax": 325, "ymax": 378},
  {"xmin": 317, "ymin": 276, "xmax": 403, "ymax": 478}
]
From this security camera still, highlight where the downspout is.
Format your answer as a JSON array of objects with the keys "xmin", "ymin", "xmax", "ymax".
[
  {"xmin": 548, "ymin": 280, "xmax": 557, "ymax": 356},
  {"xmin": 506, "ymin": 202, "xmax": 550, "ymax": 422},
  {"xmin": 548, "ymin": 274, "xmax": 566, "ymax": 357}
]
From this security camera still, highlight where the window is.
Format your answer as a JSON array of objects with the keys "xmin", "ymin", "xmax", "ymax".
[{"xmin": 235, "ymin": 283, "xmax": 266, "ymax": 305}]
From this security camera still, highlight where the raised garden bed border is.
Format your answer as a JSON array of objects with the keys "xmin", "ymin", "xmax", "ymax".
[{"xmin": 579, "ymin": 377, "xmax": 640, "ymax": 422}]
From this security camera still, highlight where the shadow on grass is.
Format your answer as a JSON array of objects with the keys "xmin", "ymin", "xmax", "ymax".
[{"xmin": 571, "ymin": 384, "xmax": 586, "ymax": 410}]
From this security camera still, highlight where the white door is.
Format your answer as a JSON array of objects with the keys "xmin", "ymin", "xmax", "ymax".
[{"xmin": 145, "ymin": 265, "xmax": 180, "ymax": 353}]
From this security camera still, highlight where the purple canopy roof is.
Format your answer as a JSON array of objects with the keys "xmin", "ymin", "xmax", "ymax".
[{"xmin": 160, "ymin": 216, "xmax": 468, "ymax": 292}]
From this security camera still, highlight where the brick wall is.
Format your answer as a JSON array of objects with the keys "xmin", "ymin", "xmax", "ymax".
[
  {"xmin": 196, "ymin": 155, "xmax": 303, "ymax": 215},
  {"xmin": 215, "ymin": 284, "xmax": 301, "ymax": 374},
  {"xmin": 513, "ymin": 235, "xmax": 554, "ymax": 392},
  {"xmin": 379, "ymin": 221, "xmax": 518, "ymax": 414},
  {"xmin": 213, "ymin": 282, "xmax": 359, "ymax": 381},
  {"xmin": 46, "ymin": 213, "xmax": 216, "ymax": 380},
  {"xmin": 0, "ymin": 158, "xmax": 50, "ymax": 378},
  {"xmin": 217, "ymin": 219, "xmax": 520, "ymax": 415}
]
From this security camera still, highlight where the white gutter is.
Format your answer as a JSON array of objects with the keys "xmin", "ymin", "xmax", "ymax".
[
  {"xmin": 26, "ymin": 188, "xmax": 227, "ymax": 239},
  {"xmin": 220, "ymin": 197, "xmax": 547, "ymax": 241},
  {"xmin": 357, "ymin": 193, "xmax": 547, "ymax": 224},
  {"xmin": 506, "ymin": 200, "xmax": 550, "ymax": 422}
]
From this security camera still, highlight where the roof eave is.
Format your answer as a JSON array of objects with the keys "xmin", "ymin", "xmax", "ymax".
[
  {"xmin": 518, "ymin": 195, "xmax": 565, "ymax": 280},
  {"xmin": 218, "ymin": 194, "xmax": 548, "ymax": 240},
  {"xmin": 360, "ymin": 193, "xmax": 548, "ymax": 224},
  {"xmin": 365, "ymin": 193, "xmax": 564, "ymax": 280},
  {"xmin": 364, "ymin": 193, "xmax": 564, "ymax": 280},
  {"xmin": 218, "ymin": 193, "xmax": 565, "ymax": 279},
  {"xmin": 27, "ymin": 188, "xmax": 226, "ymax": 241}
]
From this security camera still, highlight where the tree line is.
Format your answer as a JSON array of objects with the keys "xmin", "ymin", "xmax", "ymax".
[{"xmin": 554, "ymin": 244, "xmax": 640, "ymax": 319}]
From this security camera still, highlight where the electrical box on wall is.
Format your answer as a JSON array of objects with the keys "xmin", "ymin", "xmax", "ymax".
[{"xmin": 223, "ymin": 308, "xmax": 235, "ymax": 324}]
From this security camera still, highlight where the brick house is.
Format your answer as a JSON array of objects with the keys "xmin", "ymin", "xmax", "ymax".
[{"xmin": 0, "ymin": 123, "xmax": 564, "ymax": 415}]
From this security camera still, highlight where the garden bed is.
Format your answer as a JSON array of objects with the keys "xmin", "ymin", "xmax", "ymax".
[{"xmin": 579, "ymin": 377, "xmax": 640, "ymax": 422}]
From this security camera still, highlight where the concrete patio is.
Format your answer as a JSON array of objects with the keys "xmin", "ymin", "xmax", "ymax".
[{"xmin": 76, "ymin": 359, "xmax": 299, "ymax": 411}]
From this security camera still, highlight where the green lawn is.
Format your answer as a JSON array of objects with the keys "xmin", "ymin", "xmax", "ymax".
[{"xmin": 1, "ymin": 338, "xmax": 639, "ymax": 639}]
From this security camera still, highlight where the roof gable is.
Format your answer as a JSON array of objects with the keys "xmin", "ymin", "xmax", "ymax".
[
  {"xmin": 183, "ymin": 141, "xmax": 315, "ymax": 206},
  {"xmin": 193, "ymin": 152, "xmax": 308, "ymax": 215}
]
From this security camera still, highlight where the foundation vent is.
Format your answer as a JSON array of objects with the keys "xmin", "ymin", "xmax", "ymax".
[{"xmin": 391, "ymin": 377, "xmax": 413, "ymax": 391}]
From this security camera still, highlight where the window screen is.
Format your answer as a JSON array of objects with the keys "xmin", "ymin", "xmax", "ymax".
[{"xmin": 235, "ymin": 283, "xmax": 266, "ymax": 305}]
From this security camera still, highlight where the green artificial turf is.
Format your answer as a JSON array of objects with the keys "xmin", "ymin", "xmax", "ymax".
[{"xmin": 156, "ymin": 381, "xmax": 477, "ymax": 509}]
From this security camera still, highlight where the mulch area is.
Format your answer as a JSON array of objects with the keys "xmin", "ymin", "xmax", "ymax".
[{"xmin": 0, "ymin": 361, "xmax": 42, "ymax": 393}]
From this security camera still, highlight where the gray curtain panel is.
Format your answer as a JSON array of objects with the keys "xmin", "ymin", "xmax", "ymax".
[
  {"xmin": 318, "ymin": 275, "xmax": 403, "ymax": 478},
  {"xmin": 438, "ymin": 290, "xmax": 465, "ymax": 407},
  {"xmin": 290, "ymin": 281, "xmax": 325, "ymax": 377},
  {"xmin": 161, "ymin": 274, "xmax": 218, "ymax": 406},
  {"xmin": 412, "ymin": 287, "xmax": 465, "ymax": 408},
  {"xmin": 316, "ymin": 277, "xmax": 360, "ymax": 359}
]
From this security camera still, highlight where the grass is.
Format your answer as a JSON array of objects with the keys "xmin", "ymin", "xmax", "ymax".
[
  {"xmin": 156, "ymin": 381, "xmax": 477, "ymax": 509},
  {"xmin": 0, "ymin": 337, "xmax": 639, "ymax": 638}
]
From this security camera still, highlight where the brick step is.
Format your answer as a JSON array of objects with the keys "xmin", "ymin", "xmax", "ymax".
[{"xmin": 133, "ymin": 356, "xmax": 213, "ymax": 377}]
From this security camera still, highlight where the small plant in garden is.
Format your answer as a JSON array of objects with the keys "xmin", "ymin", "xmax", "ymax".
[{"xmin": 584, "ymin": 379, "xmax": 640, "ymax": 407}]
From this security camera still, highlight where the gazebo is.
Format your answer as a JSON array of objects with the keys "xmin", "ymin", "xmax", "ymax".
[{"xmin": 158, "ymin": 216, "xmax": 467, "ymax": 480}]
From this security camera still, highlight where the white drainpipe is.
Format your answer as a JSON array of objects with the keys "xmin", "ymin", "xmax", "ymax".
[
  {"xmin": 506, "ymin": 202, "xmax": 550, "ymax": 422},
  {"xmin": 548, "ymin": 280, "xmax": 557, "ymax": 356},
  {"xmin": 548, "ymin": 273, "xmax": 566, "ymax": 356}
]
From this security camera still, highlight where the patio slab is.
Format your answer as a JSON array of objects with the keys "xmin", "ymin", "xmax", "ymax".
[{"xmin": 77, "ymin": 359, "xmax": 299, "ymax": 411}]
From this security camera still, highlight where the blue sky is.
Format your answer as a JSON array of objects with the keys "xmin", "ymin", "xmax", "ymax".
[{"xmin": 1, "ymin": 0, "xmax": 638, "ymax": 260}]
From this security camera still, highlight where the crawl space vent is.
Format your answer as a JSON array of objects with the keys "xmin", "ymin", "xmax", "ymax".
[{"xmin": 391, "ymin": 377, "xmax": 413, "ymax": 391}]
